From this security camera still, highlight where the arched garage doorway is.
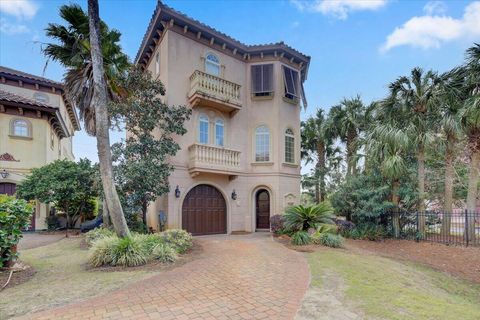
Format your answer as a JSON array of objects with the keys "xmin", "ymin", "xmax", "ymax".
[{"xmin": 182, "ymin": 184, "xmax": 227, "ymax": 236}]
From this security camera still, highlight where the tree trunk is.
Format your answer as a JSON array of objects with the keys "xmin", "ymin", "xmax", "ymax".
[
  {"xmin": 441, "ymin": 135, "xmax": 455, "ymax": 236},
  {"xmin": 466, "ymin": 148, "xmax": 479, "ymax": 241},
  {"xmin": 142, "ymin": 198, "xmax": 148, "ymax": 227},
  {"xmin": 317, "ymin": 142, "xmax": 326, "ymax": 202},
  {"xmin": 417, "ymin": 143, "xmax": 426, "ymax": 233},
  {"xmin": 346, "ymin": 132, "xmax": 357, "ymax": 178},
  {"xmin": 87, "ymin": 0, "xmax": 129, "ymax": 238},
  {"xmin": 392, "ymin": 180, "xmax": 400, "ymax": 238},
  {"xmin": 102, "ymin": 200, "xmax": 110, "ymax": 228}
]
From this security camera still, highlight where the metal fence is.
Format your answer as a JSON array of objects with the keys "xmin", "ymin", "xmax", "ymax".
[{"xmin": 385, "ymin": 210, "xmax": 480, "ymax": 247}]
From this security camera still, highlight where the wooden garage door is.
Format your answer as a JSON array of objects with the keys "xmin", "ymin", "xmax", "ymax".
[
  {"xmin": 182, "ymin": 184, "xmax": 226, "ymax": 236},
  {"xmin": 0, "ymin": 182, "xmax": 16, "ymax": 196}
]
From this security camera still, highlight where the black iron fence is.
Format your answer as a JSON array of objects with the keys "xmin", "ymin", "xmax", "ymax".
[{"xmin": 384, "ymin": 210, "xmax": 480, "ymax": 247}]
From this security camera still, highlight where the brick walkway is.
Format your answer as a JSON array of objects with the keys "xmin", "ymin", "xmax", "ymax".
[{"xmin": 19, "ymin": 233, "xmax": 309, "ymax": 320}]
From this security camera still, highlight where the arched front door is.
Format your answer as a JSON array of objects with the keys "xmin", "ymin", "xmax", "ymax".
[
  {"xmin": 182, "ymin": 184, "xmax": 227, "ymax": 236},
  {"xmin": 256, "ymin": 189, "xmax": 270, "ymax": 229}
]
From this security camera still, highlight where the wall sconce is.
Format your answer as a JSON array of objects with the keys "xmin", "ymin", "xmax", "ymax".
[
  {"xmin": 0, "ymin": 169, "xmax": 8, "ymax": 179},
  {"xmin": 231, "ymin": 189, "xmax": 237, "ymax": 200},
  {"xmin": 175, "ymin": 185, "xmax": 181, "ymax": 198}
]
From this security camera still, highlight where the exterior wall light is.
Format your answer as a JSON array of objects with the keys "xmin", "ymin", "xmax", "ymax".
[
  {"xmin": 231, "ymin": 189, "xmax": 237, "ymax": 200},
  {"xmin": 175, "ymin": 185, "xmax": 181, "ymax": 198},
  {"xmin": 0, "ymin": 169, "xmax": 8, "ymax": 179}
]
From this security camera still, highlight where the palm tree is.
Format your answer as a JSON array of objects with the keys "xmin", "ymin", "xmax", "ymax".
[
  {"xmin": 328, "ymin": 96, "xmax": 366, "ymax": 178},
  {"xmin": 301, "ymin": 109, "xmax": 335, "ymax": 203},
  {"xmin": 386, "ymin": 67, "xmax": 440, "ymax": 232},
  {"xmin": 461, "ymin": 44, "xmax": 480, "ymax": 240},
  {"xmin": 44, "ymin": 3, "xmax": 130, "ymax": 237},
  {"xmin": 43, "ymin": 4, "xmax": 129, "ymax": 135}
]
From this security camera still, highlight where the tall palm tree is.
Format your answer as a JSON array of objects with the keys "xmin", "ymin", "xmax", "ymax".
[
  {"xmin": 328, "ymin": 95, "xmax": 366, "ymax": 178},
  {"xmin": 386, "ymin": 67, "xmax": 440, "ymax": 232},
  {"xmin": 301, "ymin": 109, "xmax": 335, "ymax": 203},
  {"xmin": 44, "ymin": 3, "xmax": 130, "ymax": 237},
  {"xmin": 43, "ymin": 4, "xmax": 129, "ymax": 135},
  {"xmin": 461, "ymin": 44, "xmax": 480, "ymax": 240}
]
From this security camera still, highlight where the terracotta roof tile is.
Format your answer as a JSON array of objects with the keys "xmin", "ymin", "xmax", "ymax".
[
  {"xmin": 0, "ymin": 89, "xmax": 57, "ymax": 109},
  {"xmin": 0, "ymin": 66, "xmax": 63, "ymax": 88}
]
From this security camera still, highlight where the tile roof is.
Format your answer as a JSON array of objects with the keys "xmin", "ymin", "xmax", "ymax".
[
  {"xmin": 135, "ymin": 1, "xmax": 310, "ymax": 70},
  {"xmin": 0, "ymin": 66, "xmax": 63, "ymax": 88},
  {"xmin": 0, "ymin": 89, "xmax": 57, "ymax": 110}
]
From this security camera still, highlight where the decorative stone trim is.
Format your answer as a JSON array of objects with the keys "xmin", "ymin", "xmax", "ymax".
[{"xmin": 0, "ymin": 153, "xmax": 20, "ymax": 162}]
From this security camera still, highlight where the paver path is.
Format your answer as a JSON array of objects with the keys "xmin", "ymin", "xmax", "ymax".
[
  {"xmin": 19, "ymin": 233, "xmax": 309, "ymax": 320},
  {"xmin": 17, "ymin": 233, "xmax": 65, "ymax": 250}
]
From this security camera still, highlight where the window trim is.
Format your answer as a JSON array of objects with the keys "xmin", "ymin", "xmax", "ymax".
[
  {"xmin": 282, "ymin": 65, "xmax": 299, "ymax": 102},
  {"xmin": 251, "ymin": 63, "xmax": 274, "ymax": 98},
  {"xmin": 284, "ymin": 128, "xmax": 295, "ymax": 164},
  {"xmin": 204, "ymin": 52, "xmax": 221, "ymax": 76},
  {"xmin": 9, "ymin": 118, "xmax": 32, "ymax": 139},
  {"xmin": 254, "ymin": 125, "xmax": 271, "ymax": 163}
]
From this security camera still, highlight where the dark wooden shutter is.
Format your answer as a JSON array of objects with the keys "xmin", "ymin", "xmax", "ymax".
[
  {"xmin": 252, "ymin": 64, "xmax": 273, "ymax": 94},
  {"xmin": 283, "ymin": 66, "xmax": 299, "ymax": 97},
  {"xmin": 251, "ymin": 65, "xmax": 262, "ymax": 93},
  {"xmin": 263, "ymin": 64, "xmax": 273, "ymax": 93}
]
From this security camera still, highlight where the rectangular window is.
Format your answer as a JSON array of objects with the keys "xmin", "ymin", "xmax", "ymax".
[
  {"xmin": 251, "ymin": 64, "xmax": 273, "ymax": 97},
  {"xmin": 199, "ymin": 119, "xmax": 209, "ymax": 144},
  {"xmin": 285, "ymin": 135, "xmax": 294, "ymax": 163},
  {"xmin": 283, "ymin": 66, "xmax": 299, "ymax": 100}
]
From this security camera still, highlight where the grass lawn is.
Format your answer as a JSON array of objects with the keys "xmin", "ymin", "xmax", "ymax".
[
  {"xmin": 0, "ymin": 238, "xmax": 158, "ymax": 319},
  {"xmin": 306, "ymin": 248, "xmax": 480, "ymax": 320}
]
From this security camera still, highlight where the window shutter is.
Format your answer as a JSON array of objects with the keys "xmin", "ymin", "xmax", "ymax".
[
  {"xmin": 263, "ymin": 64, "xmax": 273, "ymax": 93},
  {"xmin": 283, "ymin": 66, "xmax": 299, "ymax": 97},
  {"xmin": 251, "ymin": 65, "xmax": 262, "ymax": 93}
]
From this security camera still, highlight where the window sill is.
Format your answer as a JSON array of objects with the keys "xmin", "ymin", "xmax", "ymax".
[
  {"xmin": 251, "ymin": 161, "xmax": 274, "ymax": 166},
  {"xmin": 282, "ymin": 162, "xmax": 299, "ymax": 168},
  {"xmin": 251, "ymin": 93, "xmax": 274, "ymax": 101},
  {"xmin": 282, "ymin": 96, "xmax": 299, "ymax": 105},
  {"xmin": 9, "ymin": 134, "xmax": 33, "ymax": 141}
]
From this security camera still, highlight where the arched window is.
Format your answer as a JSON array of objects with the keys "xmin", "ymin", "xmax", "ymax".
[
  {"xmin": 285, "ymin": 128, "xmax": 295, "ymax": 163},
  {"xmin": 255, "ymin": 126, "xmax": 270, "ymax": 162},
  {"xmin": 155, "ymin": 52, "xmax": 160, "ymax": 75},
  {"xmin": 10, "ymin": 119, "xmax": 31, "ymax": 137},
  {"xmin": 199, "ymin": 114, "xmax": 209, "ymax": 144},
  {"xmin": 215, "ymin": 119, "xmax": 224, "ymax": 146},
  {"xmin": 205, "ymin": 53, "xmax": 220, "ymax": 76}
]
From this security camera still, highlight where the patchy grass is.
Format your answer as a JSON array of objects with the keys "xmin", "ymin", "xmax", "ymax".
[
  {"xmin": 0, "ymin": 238, "xmax": 158, "ymax": 319},
  {"xmin": 307, "ymin": 248, "xmax": 480, "ymax": 320}
]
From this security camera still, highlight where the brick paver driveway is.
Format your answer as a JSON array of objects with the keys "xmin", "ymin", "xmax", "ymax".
[{"xmin": 21, "ymin": 233, "xmax": 309, "ymax": 320}]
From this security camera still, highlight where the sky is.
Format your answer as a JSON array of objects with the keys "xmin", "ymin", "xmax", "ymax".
[{"xmin": 1, "ymin": 0, "xmax": 479, "ymax": 164}]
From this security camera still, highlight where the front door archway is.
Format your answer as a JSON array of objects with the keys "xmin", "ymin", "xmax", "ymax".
[{"xmin": 256, "ymin": 189, "xmax": 270, "ymax": 229}]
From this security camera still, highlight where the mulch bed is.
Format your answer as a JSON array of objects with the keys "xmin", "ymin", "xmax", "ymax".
[
  {"xmin": 0, "ymin": 266, "xmax": 36, "ymax": 290},
  {"xmin": 345, "ymin": 239, "xmax": 480, "ymax": 283}
]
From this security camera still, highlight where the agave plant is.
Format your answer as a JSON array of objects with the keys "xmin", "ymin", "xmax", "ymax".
[{"xmin": 283, "ymin": 203, "xmax": 335, "ymax": 232}]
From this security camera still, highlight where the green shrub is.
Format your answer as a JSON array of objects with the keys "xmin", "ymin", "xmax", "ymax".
[
  {"xmin": 151, "ymin": 243, "xmax": 177, "ymax": 263},
  {"xmin": 319, "ymin": 233, "xmax": 343, "ymax": 248},
  {"xmin": 140, "ymin": 233, "xmax": 165, "ymax": 252},
  {"xmin": 291, "ymin": 231, "xmax": 311, "ymax": 246},
  {"xmin": 88, "ymin": 234, "xmax": 148, "ymax": 267},
  {"xmin": 284, "ymin": 203, "xmax": 335, "ymax": 232},
  {"xmin": 161, "ymin": 229, "xmax": 193, "ymax": 253},
  {"xmin": 0, "ymin": 195, "xmax": 33, "ymax": 268},
  {"xmin": 85, "ymin": 227, "xmax": 114, "ymax": 246},
  {"xmin": 347, "ymin": 223, "xmax": 386, "ymax": 241},
  {"xmin": 45, "ymin": 215, "xmax": 60, "ymax": 231}
]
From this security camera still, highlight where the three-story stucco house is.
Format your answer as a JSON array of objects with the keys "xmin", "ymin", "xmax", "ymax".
[
  {"xmin": 136, "ymin": 2, "xmax": 310, "ymax": 235},
  {"xmin": 0, "ymin": 66, "xmax": 80, "ymax": 230}
]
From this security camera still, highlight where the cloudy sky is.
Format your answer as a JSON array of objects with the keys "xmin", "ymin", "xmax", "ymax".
[{"xmin": 1, "ymin": 0, "xmax": 479, "ymax": 163}]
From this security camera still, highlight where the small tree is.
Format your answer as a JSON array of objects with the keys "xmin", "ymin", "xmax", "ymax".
[
  {"xmin": 110, "ymin": 68, "xmax": 191, "ymax": 226},
  {"xmin": 0, "ymin": 195, "xmax": 33, "ymax": 268},
  {"xmin": 16, "ymin": 159, "xmax": 98, "ymax": 229}
]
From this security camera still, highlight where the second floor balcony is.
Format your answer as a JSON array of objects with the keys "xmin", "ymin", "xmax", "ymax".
[
  {"xmin": 188, "ymin": 70, "xmax": 242, "ymax": 116},
  {"xmin": 188, "ymin": 143, "xmax": 241, "ymax": 177}
]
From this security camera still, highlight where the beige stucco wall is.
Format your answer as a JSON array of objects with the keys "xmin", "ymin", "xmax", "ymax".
[
  {"xmin": 143, "ymin": 29, "xmax": 303, "ymax": 232},
  {"xmin": 0, "ymin": 83, "xmax": 75, "ymax": 230}
]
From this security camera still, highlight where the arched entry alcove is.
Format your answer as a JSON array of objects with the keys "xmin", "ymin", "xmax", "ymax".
[{"xmin": 255, "ymin": 189, "xmax": 270, "ymax": 230}]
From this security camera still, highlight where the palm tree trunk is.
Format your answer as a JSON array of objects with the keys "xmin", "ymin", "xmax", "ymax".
[
  {"xmin": 87, "ymin": 0, "xmax": 129, "ymax": 238},
  {"xmin": 317, "ymin": 142, "xmax": 326, "ymax": 202},
  {"xmin": 466, "ymin": 147, "xmax": 479, "ymax": 241},
  {"xmin": 417, "ymin": 143, "xmax": 426, "ymax": 233},
  {"xmin": 392, "ymin": 180, "xmax": 400, "ymax": 238},
  {"xmin": 441, "ymin": 135, "xmax": 455, "ymax": 236}
]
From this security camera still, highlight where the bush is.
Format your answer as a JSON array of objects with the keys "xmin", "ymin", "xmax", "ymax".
[
  {"xmin": 89, "ymin": 234, "xmax": 148, "ymax": 267},
  {"xmin": 0, "ymin": 195, "xmax": 33, "ymax": 268},
  {"xmin": 291, "ymin": 231, "xmax": 311, "ymax": 246},
  {"xmin": 45, "ymin": 215, "xmax": 61, "ymax": 231},
  {"xmin": 151, "ymin": 243, "xmax": 177, "ymax": 263},
  {"xmin": 284, "ymin": 203, "xmax": 335, "ymax": 232},
  {"xmin": 269, "ymin": 215, "xmax": 284, "ymax": 233},
  {"xmin": 334, "ymin": 219, "xmax": 356, "ymax": 237},
  {"xmin": 85, "ymin": 227, "xmax": 114, "ymax": 246},
  {"xmin": 318, "ymin": 233, "xmax": 343, "ymax": 248},
  {"xmin": 161, "ymin": 229, "xmax": 193, "ymax": 253},
  {"xmin": 347, "ymin": 223, "xmax": 386, "ymax": 241}
]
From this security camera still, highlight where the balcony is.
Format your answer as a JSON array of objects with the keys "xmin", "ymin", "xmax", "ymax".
[
  {"xmin": 188, "ymin": 143, "xmax": 241, "ymax": 177},
  {"xmin": 188, "ymin": 70, "xmax": 242, "ymax": 116}
]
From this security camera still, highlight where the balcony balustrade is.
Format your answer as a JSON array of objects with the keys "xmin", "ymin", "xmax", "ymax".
[{"xmin": 188, "ymin": 143, "xmax": 241, "ymax": 177}]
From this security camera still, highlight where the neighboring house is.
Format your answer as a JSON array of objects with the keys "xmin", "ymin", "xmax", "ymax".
[
  {"xmin": 135, "ymin": 2, "xmax": 310, "ymax": 235},
  {"xmin": 0, "ymin": 66, "xmax": 80, "ymax": 230}
]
